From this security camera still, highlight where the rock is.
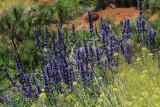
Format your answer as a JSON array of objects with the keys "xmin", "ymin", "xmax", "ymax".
[
  {"xmin": 109, "ymin": 4, "xmax": 116, "ymax": 9},
  {"xmin": 105, "ymin": 4, "xmax": 116, "ymax": 9}
]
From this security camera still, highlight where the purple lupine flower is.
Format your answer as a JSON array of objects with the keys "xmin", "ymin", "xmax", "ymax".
[
  {"xmin": 140, "ymin": 18, "xmax": 146, "ymax": 45},
  {"xmin": 3, "ymin": 93, "xmax": 8, "ymax": 104},
  {"xmin": 124, "ymin": 42, "xmax": 132, "ymax": 64},
  {"xmin": 88, "ymin": 42, "xmax": 95, "ymax": 64},
  {"xmin": 137, "ymin": 0, "xmax": 143, "ymax": 16},
  {"xmin": 75, "ymin": 48, "xmax": 85, "ymax": 70},
  {"xmin": 108, "ymin": 33, "xmax": 120, "ymax": 66},
  {"xmin": 51, "ymin": 35, "xmax": 56, "ymax": 56},
  {"xmin": 100, "ymin": 16, "xmax": 109, "ymax": 35},
  {"xmin": 78, "ymin": 60, "xmax": 86, "ymax": 84},
  {"xmin": 101, "ymin": 29, "xmax": 107, "ymax": 50},
  {"xmin": 9, "ymin": 97, "xmax": 14, "ymax": 104},
  {"xmin": 88, "ymin": 11, "xmax": 94, "ymax": 37},
  {"xmin": 57, "ymin": 26, "xmax": 64, "ymax": 47},
  {"xmin": 31, "ymin": 73, "xmax": 41, "ymax": 94},
  {"xmin": 146, "ymin": 26, "xmax": 152, "ymax": 49},
  {"xmin": 124, "ymin": 18, "xmax": 130, "ymax": 34},
  {"xmin": 34, "ymin": 29, "xmax": 42, "ymax": 53},
  {"xmin": 146, "ymin": 26, "xmax": 156, "ymax": 50},
  {"xmin": 136, "ymin": 19, "xmax": 141, "ymax": 35},
  {"xmin": 3, "ymin": 66, "xmax": 17, "ymax": 87},
  {"xmin": 122, "ymin": 18, "xmax": 132, "ymax": 41},
  {"xmin": 14, "ymin": 55, "xmax": 23, "ymax": 72},
  {"xmin": 118, "ymin": 36, "xmax": 125, "ymax": 55},
  {"xmin": 72, "ymin": 24, "xmax": 76, "ymax": 42},
  {"xmin": 67, "ymin": 66, "xmax": 75, "ymax": 88},
  {"xmin": 141, "ymin": 18, "xmax": 146, "ymax": 33},
  {"xmin": 14, "ymin": 55, "xmax": 27, "ymax": 89},
  {"xmin": 23, "ymin": 74, "xmax": 37, "ymax": 98}
]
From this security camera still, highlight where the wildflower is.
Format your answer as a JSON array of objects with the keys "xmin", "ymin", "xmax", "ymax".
[
  {"xmin": 137, "ymin": 0, "xmax": 143, "ymax": 15},
  {"xmin": 74, "ymin": 103, "xmax": 80, "ymax": 107},
  {"xmin": 87, "ymin": 11, "xmax": 94, "ymax": 37},
  {"xmin": 59, "ymin": 94, "xmax": 64, "ymax": 99},
  {"xmin": 113, "ymin": 88, "xmax": 118, "ymax": 92},
  {"xmin": 66, "ymin": 95, "xmax": 72, "ymax": 100},
  {"xmin": 141, "ymin": 18, "xmax": 146, "ymax": 33},
  {"xmin": 39, "ymin": 93, "xmax": 46, "ymax": 102},
  {"xmin": 136, "ymin": 57, "xmax": 141, "ymax": 62},
  {"xmin": 100, "ymin": 93, "xmax": 104, "ymax": 98},
  {"xmin": 113, "ymin": 52, "xmax": 118, "ymax": 57},
  {"xmin": 41, "ymin": 89, "xmax": 45, "ymax": 92},
  {"xmin": 124, "ymin": 42, "xmax": 132, "ymax": 64},
  {"xmin": 3, "ymin": 66, "xmax": 17, "ymax": 87},
  {"xmin": 146, "ymin": 26, "xmax": 156, "ymax": 49},
  {"xmin": 148, "ymin": 53, "xmax": 153, "ymax": 57},
  {"xmin": 142, "ymin": 70, "xmax": 148, "ymax": 73},
  {"xmin": 99, "ymin": 77, "xmax": 102, "ymax": 80},
  {"xmin": 152, "ymin": 94, "xmax": 158, "ymax": 99},
  {"xmin": 97, "ymin": 98, "xmax": 103, "ymax": 103},
  {"xmin": 73, "ymin": 81, "xmax": 78, "ymax": 87},
  {"xmin": 142, "ymin": 47, "xmax": 147, "ymax": 51}
]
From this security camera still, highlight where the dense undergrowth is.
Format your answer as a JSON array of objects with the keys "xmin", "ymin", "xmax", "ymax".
[{"xmin": 0, "ymin": 0, "xmax": 160, "ymax": 107}]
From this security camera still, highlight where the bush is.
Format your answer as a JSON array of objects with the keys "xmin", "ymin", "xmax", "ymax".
[{"xmin": 0, "ymin": 4, "xmax": 56, "ymax": 72}]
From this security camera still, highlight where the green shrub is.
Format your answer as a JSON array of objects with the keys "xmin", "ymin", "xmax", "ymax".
[{"xmin": 0, "ymin": 4, "xmax": 56, "ymax": 72}]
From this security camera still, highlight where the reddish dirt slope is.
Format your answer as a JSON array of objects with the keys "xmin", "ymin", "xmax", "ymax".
[{"xmin": 51, "ymin": 4, "xmax": 157, "ymax": 31}]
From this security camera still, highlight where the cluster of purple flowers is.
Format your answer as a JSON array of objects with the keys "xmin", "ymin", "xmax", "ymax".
[
  {"xmin": 136, "ymin": 0, "xmax": 157, "ymax": 49},
  {"xmin": 146, "ymin": 26, "xmax": 157, "ymax": 51},
  {"xmin": 1, "ymin": 0, "xmax": 157, "ymax": 105},
  {"xmin": 136, "ymin": 18, "xmax": 146, "ymax": 44},
  {"xmin": 100, "ymin": 17, "xmax": 132, "ymax": 66},
  {"xmin": 137, "ymin": 0, "xmax": 143, "ymax": 16},
  {"xmin": 87, "ymin": 11, "xmax": 94, "ymax": 38},
  {"xmin": 0, "ymin": 92, "xmax": 19, "ymax": 104},
  {"xmin": 2, "ymin": 63, "xmax": 40, "ymax": 104},
  {"xmin": 75, "ymin": 36, "xmax": 95, "ymax": 84}
]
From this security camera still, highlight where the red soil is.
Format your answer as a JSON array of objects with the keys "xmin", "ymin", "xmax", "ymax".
[{"xmin": 151, "ymin": 13, "xmax": 158, "ymax": 20}]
